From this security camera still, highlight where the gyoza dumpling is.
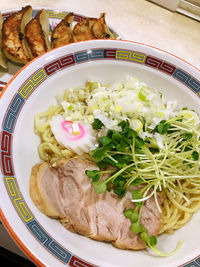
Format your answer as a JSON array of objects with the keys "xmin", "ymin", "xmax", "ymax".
[
  {"xmin": 51, "ymin": 12, "xmax": 74, "ymax": 48},
  {"xmin": 25, "ymin": 9, "xmax": 51, "ymax": 59},
  {"xmin": 0, "ymin": 12, "xmax": 7, "ymax": 69},
  {"xmin": 2, "ymin": 5, "xmax": 32, "ymax": 64}
]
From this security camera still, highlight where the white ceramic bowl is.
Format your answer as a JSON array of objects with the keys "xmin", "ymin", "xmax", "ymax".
[{"xmin": 0, "ymin": 39, "xmax": 200, "ymax": 267}]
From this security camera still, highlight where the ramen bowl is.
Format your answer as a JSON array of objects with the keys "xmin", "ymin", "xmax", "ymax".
[{"xmin": 0, "ymin": 39, "xmax": 200, "ymax": 267}]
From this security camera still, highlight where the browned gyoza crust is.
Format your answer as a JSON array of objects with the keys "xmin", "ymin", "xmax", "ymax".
[
  {"xmin": 25, "ymin": 9, "xmax": 50, "ymax": 59},
  {"xmin": 0, "ymin": 12, "xmax": 7, "ymax": 68},
  {"xmin": 72, "ymin": 13, "xmax": 114, "ymax": 42},
  {"xmin": 72, "ymin": 17, "xmax": 97, "ymax": 42},
  {"xmin": 51, "ymin": 12, "xmax": 74, "ymax": 48},
  {"xmin": 2, "ymin": 9, "xmax": 115, "ymax": 64},
  {"xmin": 2, "ymin": 5, "xmax": 32, "ymax": 64},
  {"xmin": 91, "ymin": 13, "xmax": 114, "ymax": 39}
]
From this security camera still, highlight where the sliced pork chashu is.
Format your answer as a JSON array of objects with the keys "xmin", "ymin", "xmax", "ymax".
[
  {"xmin": 30, "ymin": 157, "xmax": 161, "ymax": 250},
  {"xmin": 30, "ymin": 162, "xmax": 66, "ymax": 219},
  {"xmin": 2, "ymin": 5, "xmax": 32, "ymax": 64},
  {"xmin": 25, "ymin": 9, "xmax": 51, "ymax": 59},
  {"xmin": 51, "ymin": 12, "xmax": 73, "ymax": 48}
]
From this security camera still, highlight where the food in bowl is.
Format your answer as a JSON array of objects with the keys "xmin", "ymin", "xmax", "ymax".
[{"xmin": 30, "ymin": 75, "xmax": 200, "ymax": 256}]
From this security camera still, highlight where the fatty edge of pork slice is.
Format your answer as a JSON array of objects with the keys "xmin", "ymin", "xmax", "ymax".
[
  {"xmin": 29, "ymin": 157, "xmax": 161, "ymax": 250},
  {"xmin": 29, "ymin": 162, "xmax": 66, "ymax": 219},
  {"xmin": 56, "ymin": 158, "xmax": 99, "ymax": 237}
]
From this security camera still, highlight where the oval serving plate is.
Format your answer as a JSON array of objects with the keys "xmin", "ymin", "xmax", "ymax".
[
  {"xmin": 0, "ymin": 7, "xmax": 121, "ymax": 93},
  {"xmin": 0, "ymin": 39, "xmax": 200, "ymax": 267}
]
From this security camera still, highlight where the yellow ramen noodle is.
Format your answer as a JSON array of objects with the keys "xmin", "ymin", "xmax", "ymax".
[
  {"xmin": 34, "ymin": 83, "xmax": 200, "ymax": 236},
  {"xmin": 34, "ymin": 104, "xmax": 74, "ymax": 166}
]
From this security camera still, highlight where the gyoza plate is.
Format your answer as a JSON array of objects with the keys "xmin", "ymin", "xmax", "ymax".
[{"xmin": 0, "ymin": 7, "xmax": 121, "ymax": 92}]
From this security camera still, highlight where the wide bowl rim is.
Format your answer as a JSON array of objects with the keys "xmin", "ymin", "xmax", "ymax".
[{"xmin": 1, "ymin": 38, "xmax": 200, "ymax": 100}]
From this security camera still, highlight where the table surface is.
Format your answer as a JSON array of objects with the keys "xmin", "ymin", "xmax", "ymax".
[{"xmin": 0, "ymin": 0, "xmax": 200, "ymax": 262}]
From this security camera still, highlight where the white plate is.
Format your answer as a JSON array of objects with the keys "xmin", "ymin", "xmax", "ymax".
[
  {"xmin": 0, "ymin": 7, "xmax": 121, "ymax": 93},
  {"xmin": 0, "ymin": 39, "xmax": 200, "ymax": 267}
]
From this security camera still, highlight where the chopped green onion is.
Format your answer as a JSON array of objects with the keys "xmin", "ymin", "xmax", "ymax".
[{"xmin": 138, "ymin": 86, "xmax": 152, "ymax": 102}]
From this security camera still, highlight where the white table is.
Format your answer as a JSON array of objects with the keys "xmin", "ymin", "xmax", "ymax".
[{"xmin": 0, "ymin": 0, "xmax": 199, "ymax": 261}]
